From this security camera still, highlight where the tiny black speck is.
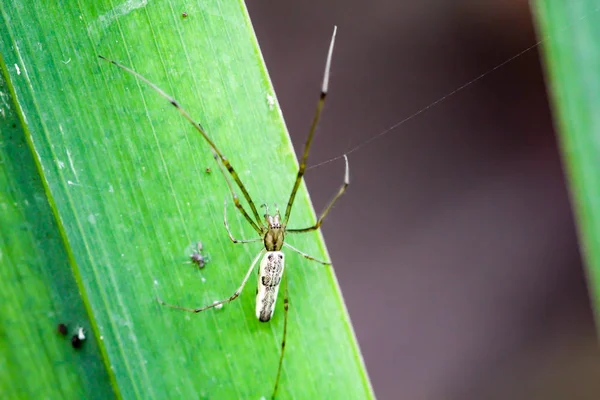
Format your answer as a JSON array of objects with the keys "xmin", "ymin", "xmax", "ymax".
[
  {"xmin": 71, "ymin": 335, "xmax": 83, "ymax": 349},
  {"xmin": 57, "ymin": 323, "xmax": 68, "ymax": 336}
]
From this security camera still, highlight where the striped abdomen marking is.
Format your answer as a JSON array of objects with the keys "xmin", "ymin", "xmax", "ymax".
[{"xmin": 256, "ymin": 251, "xmax": 285, "ymax": 322}]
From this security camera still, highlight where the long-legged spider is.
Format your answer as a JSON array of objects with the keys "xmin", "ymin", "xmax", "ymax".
[{"xmin": 99, "ymin": 25, "xmax": 347, "ymax": 400}]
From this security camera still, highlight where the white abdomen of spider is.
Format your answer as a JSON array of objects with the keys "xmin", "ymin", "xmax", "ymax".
[{"xmin": 256, "ymin": 251, "xmax": 285, "ymax": 322}]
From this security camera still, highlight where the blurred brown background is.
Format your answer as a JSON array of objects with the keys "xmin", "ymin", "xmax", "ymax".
[{"xmin": 245, "ymin": 1, "xmax": 600, "ymax": 399}]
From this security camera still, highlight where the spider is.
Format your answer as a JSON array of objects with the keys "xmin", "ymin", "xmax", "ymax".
[
  {"xmin": 184, "ymin": 241, "xmax": 209, "ymax": 269},
  {"xmin": 99, "ymin": 25, "xmax": 347, "ymax": 400}
]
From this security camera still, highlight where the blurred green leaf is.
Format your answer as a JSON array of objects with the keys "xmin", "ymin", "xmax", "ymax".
[{"xmin": 535, "ymin": 2, "xmax": 600, "ymax": 320}]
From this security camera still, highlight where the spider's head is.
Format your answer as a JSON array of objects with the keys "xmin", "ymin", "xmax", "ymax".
[
  {"xmin": 265, "ymin": 213, "xmax": 281, "ymax": 229},
  {"xmin": 261, "ymin": 204, "xmax": 282, "ymax": 229},
  {"xmin": 263, "ymin": 208, "xmax": 284, "ymax": 251}
]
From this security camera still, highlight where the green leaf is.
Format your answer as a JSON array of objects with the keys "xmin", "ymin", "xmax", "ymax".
[
  {"xmin": 0, "ymin": 52, "xmax": 115, "ymax": 400},
  {"xmin": 534, "ymin": 2, "xmax": 600, "ymax": 320},
  {"xmin": 0, "ymin": 1, "xmax": 373, "ymax": 399}
]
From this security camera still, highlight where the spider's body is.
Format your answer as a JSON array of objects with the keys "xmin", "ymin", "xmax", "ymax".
[{"xmin": 257, "ymin": 212, "xmax": 286, "ymax": 322}]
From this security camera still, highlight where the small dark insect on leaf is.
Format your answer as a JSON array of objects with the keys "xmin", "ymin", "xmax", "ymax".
[
  {"xmin": 71, "ymin": 335, "xmax": 83, "ymax": 349},
  {"xmin": 182, "ymin": 12, "xmax": 188, "ymax": 18},
  {"xmin": 205, "ymin": 167, "xmax": 211, "ymax": 173},
  {"xmin": 71, "ymin": 327, "xmax": 86, "ymax": 349},
  {"xmin": 57, "ymin": 323, "xmax": 68, "ymax": 336}
]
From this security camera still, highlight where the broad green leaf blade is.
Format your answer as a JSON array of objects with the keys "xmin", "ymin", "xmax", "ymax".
[
  {"xmin": 534, "ymin": 2, "xmax": 600, "ymax": 322},
  {"xmin": 0, "ymin": 0, "xmax": 373, "ymax": 399},
  {"xmin": 0, "ymin": 62, "xmax": 115, "ymax": 399}
]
